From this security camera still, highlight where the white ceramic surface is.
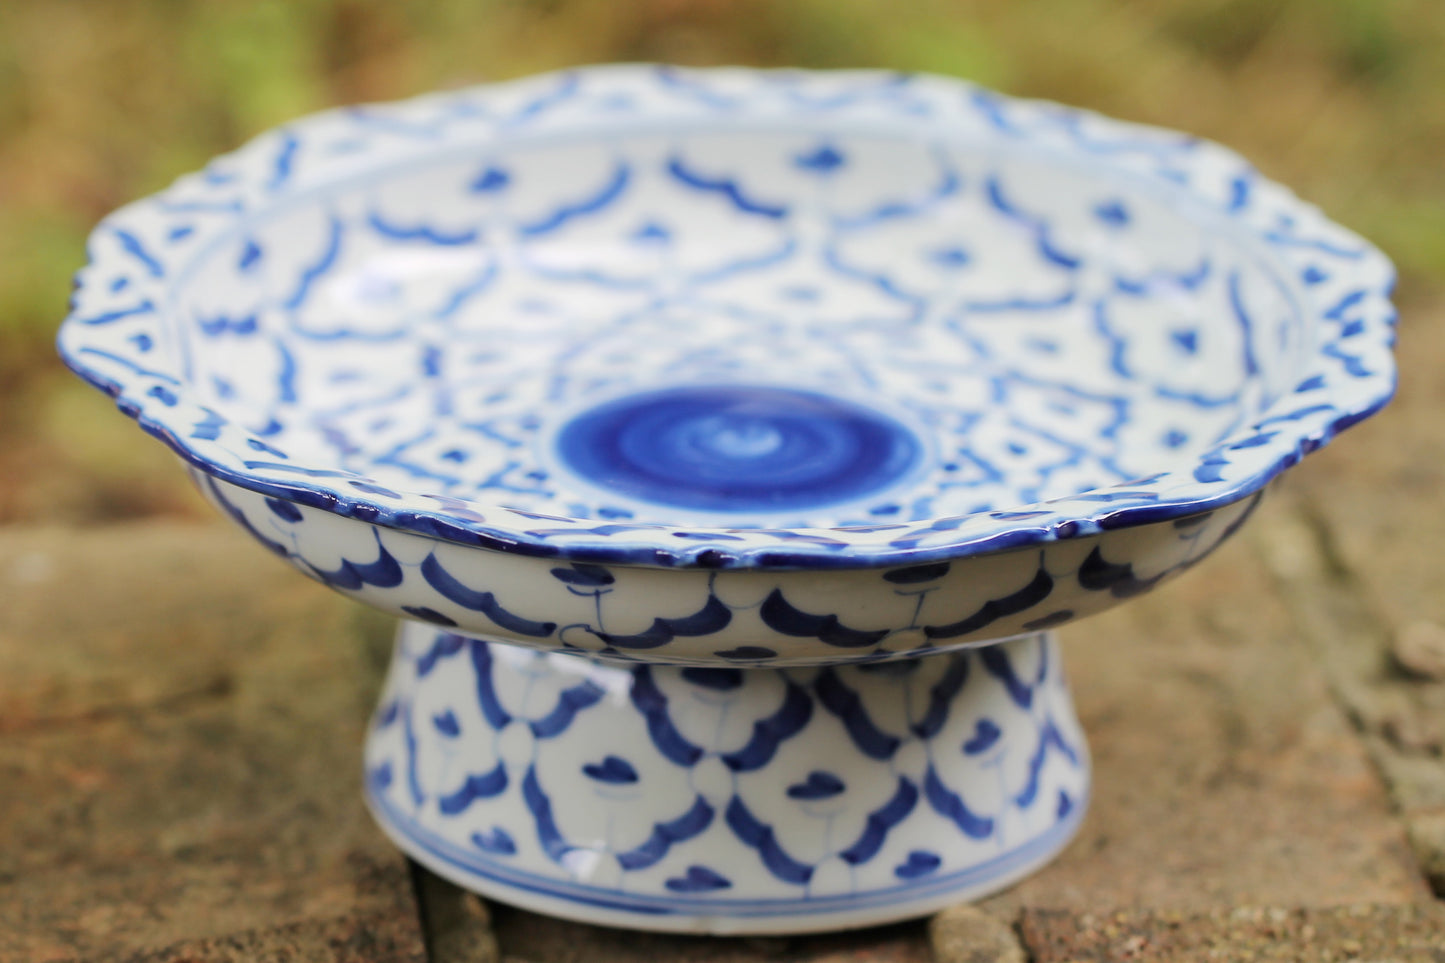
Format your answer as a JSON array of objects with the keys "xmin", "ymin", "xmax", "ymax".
[{"xmin": 366, "ymin": 625, "xmax": 1087, "ymax": 934}]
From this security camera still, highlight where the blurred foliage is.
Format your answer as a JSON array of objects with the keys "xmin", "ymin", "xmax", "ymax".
[{"xmin": 1, "ymin": 0, "xmax": 1442, "ymax": 523}]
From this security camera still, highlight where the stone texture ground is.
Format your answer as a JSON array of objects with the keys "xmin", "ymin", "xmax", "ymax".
[{"xmin": 6, "ymin": 298, "xmax": 1445, "ymax": 960}]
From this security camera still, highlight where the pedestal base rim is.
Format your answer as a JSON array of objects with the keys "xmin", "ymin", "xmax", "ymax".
[{"xmin": 365, "ymin": 774, "xmax": 1088, "ymax": 935}]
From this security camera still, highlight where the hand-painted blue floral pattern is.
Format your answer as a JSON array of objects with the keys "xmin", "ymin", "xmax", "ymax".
[
  {"xmin": 365, "ymin": 623, "xmax": 1087, "ymax": 926},
  {"xmin": 199, "ymin": 470, "xmax": 1261, "ymax": 664},
  {"xmin": 59, "ymin": 65, "xmax": 1395, "ymax": 570}
]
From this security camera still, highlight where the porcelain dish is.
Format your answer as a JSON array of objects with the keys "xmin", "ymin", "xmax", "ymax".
[{"xmin": 58, "ymin": 65, "xmax": 1398, "ymax": 932}]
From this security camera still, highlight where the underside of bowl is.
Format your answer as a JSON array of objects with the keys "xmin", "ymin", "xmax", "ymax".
[{"xmin": 199, "ymin": 470, "xmax": 1261, "ymax": 665}]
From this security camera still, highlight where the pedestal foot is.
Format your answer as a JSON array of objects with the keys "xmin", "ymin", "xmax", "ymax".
[{"xmin": 364, "ymin": 626, "xmax": 1088, "ymax": 934}]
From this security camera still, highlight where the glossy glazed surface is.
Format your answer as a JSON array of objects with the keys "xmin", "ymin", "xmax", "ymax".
[
  {"xmin": 200, "ymin": 472, "xmax": 1259, "ymax": 664},
  {"xmin": 555, "ymin": 385, "xmax": 925, "ymax": 515},
  {"xmin": 366, "ymin": 624, "xmax": 1087, "ymax": 933},
  {"xmin": 59, "ymin": 65, "xmax": 1396, "ymax": 569},
  {"xmin": 56, "ymin": 65, "xmax": 1400, "ymax": 934}
]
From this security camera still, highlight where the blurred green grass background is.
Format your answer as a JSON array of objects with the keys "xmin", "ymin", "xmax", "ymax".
[{"xmin": 2, "ymin": 0, "xmax": 1442, "ymax": 524}]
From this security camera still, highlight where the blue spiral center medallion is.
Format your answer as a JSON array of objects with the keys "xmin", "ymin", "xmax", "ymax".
[{"xmin": 554, "ymin": 386, "xmax": 924, "ymax": 514}]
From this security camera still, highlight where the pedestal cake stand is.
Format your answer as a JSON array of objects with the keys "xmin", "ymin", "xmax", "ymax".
[{"xmin": 58, "ymin": 66, "xmax": 1397, "ymax": 934}]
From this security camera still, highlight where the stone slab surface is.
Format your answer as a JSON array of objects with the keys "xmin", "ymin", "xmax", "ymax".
[
  {"xmin": 1020, "ymin": 904, "xmax": 1445, "ymax": 963},
  {"xmin": 0, "ymin": 522, "xmax": 425, "ymax": 961},
  {"xmin": 124, "ymin": 913, "xmax": 427, "ymax": 963},
  {"xmin": 1261, "ymin": 290, "xmax": 1445, "ymax": 901}
]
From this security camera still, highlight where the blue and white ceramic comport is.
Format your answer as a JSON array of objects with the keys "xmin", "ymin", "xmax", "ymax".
[{"xmin": 58, "ymin": 65, "xmax": 1398, "ymax": 934}]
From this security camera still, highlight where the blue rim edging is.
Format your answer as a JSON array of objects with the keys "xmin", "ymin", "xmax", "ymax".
[{"xmin": 364, "ymin": 774, "xmax": 1090, "ymax": 920}]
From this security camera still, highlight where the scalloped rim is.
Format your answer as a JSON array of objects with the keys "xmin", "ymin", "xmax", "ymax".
[{"xmin": 57, "ymin": 64, "xmax": 1398, "ymax": 569}]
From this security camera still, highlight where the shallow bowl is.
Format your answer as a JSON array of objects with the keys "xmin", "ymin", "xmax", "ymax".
[{"xmin": 58, "ymin": 65, "xmax": 1395, "ymax": 666}]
